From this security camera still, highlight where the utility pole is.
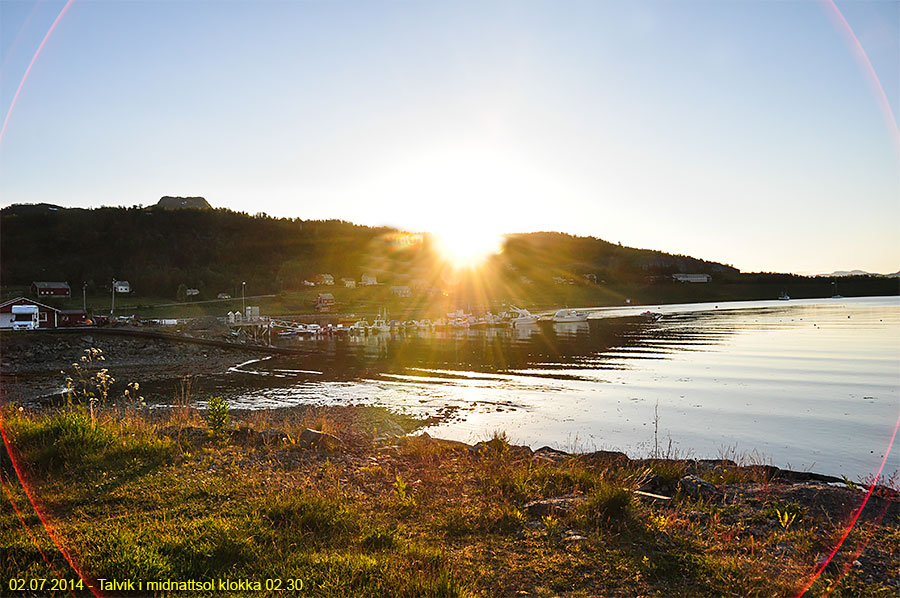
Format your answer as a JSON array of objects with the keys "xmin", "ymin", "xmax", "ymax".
[
  {"xmin": 242, "ymin": 281, "xmax": 246, "ymax": 315},
  {"xmin": 82, "ymin": 282, "xmax": 87, "ymax": 312},
  {"xmin": 111, "ymin": 279, "xmax": 116, "ymax": 317}
]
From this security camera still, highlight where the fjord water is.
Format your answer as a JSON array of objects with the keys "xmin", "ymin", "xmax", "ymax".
[{"xmin": 201, "ymin": 296, "xmax": 898, "ymax": 480}]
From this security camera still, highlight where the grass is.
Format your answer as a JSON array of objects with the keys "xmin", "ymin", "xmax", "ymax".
[{"xmin": 2, "ymin": 404, "xmax": 899, "ymax": 597}]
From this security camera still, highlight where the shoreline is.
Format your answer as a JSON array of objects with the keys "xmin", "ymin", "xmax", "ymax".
[{"xmin": 2, "ymin": 321, "xmax": 895, "ymax": 486}]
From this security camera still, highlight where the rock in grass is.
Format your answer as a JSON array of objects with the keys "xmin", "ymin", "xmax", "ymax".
[
  {"xmin": 297, "ymin": 428, "xmax": 342, "ymax": 451},
  {"xmin": 532, "ymin": 446, "xmax": 569, "ymax": 463},
  {"xmin": 260, "ymin": 429, "xmax": 290, "ymax": 444},
  {"xmin": 679, "ymin": 475, "xmax": 724, "ymax": 500},
  {"xmin": 523, "ymin": 495, "xmax": 586, "ymax": 517},
  {"xmin": 231, "ymin": 425, "xmax": 258, "ymax": 444}
]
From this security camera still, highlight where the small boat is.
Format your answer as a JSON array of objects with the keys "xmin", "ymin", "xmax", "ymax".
[
  {"xmin": 831, "ymin": 281, "xmax": 842, "ymax": 298},
  {"xmin": 641, "ymin": 310, "xmax": 664, "ymax": 321},
  {"xmin": 778, "ymin": 291, "xmax": 790, "ymax": 301},
  {"xmin": 552, "ymin": 309, "xmax": 588, "ymax": 323},
  {"xmin": 508, "ymin": 306, "xmax": 538, "ymax": 327},
  {"xmin": 277, "ymin": 330, "xmax": 298, "ymax": 338},
  {"xmin": 305, "ymin": 323, "xmax": 323, "ymax": 334},
  {"xmin": 371, "ymin": 319, "xmax": 390, "ymax": 333},
  {"xmin": 349, "ymin": 320, "xmax": 370, "ymax": 334}
]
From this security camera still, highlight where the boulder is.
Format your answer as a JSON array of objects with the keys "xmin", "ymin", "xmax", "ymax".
[
  {"xmin": 578, "ymin": 450, "xmax": 630, "ymax": 466},
  {"xmin": 523, "ymin": 494, "xmax": 586, "ymax": 517},
  {"xmin": 297, "ymin": 428, "xmax": 343, "ymax": 451},
  {"xmin": 231, "ymin": 425, "xmax": 259, "ymax": 444},
  {"xmin": 532, "ymin": 446, "xmax": 570, "ymax": 463},
  {"xmin": 679, "ymin": 475, "xmax": 724, "ymax": 500},
  {"xmin": 468, "ymin": 438, "xmax": 531, "ymax": 459}
]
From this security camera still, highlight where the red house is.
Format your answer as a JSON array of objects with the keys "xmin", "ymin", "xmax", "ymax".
[
  {"xmin": 0, "ymin": 297, "xmax": 61, "ymax": 329},
  {"xmin": 0, "ymin": 297, "xmax": 88, "ymax": 329},
  {"xmin": 315, "ymin": 293, "xmax": 335, "ymax": 312},
  {"xmin": 31, "ymin": 281, "xmax": 72, "ymax": 298},
  {"xmin": 60, "ymin": 309, "xmax": 88, "ymax": 326}
]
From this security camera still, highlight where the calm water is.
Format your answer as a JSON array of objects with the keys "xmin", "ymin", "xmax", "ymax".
[{"xmin": 159, "ymin": 296, "xmax": 900, "ymax": 480}]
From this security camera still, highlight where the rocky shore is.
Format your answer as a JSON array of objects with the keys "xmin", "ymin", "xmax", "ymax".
[{"xmin": 1, "ymin": 330, "xmax": 268, "ymax": 403}]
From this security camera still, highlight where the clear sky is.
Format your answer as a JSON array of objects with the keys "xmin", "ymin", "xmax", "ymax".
[{"xmin": 1, "ymin": 0, "xmax": 897, "ymax": 275}]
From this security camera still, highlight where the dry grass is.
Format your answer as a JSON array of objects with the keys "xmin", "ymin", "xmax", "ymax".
[{"xmin": 2, "ymin": 404, "xmax": 898, "ymax": 597}]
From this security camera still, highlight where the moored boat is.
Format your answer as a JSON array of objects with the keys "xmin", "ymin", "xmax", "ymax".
[{"xmin": 552, "ymin": 308, "xmax": 588, "ymax": 323}]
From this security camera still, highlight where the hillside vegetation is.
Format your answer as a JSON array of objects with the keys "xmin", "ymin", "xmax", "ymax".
[{"xmin": 1, "ymin": 202, "xmax": 895, "ymax": 314}]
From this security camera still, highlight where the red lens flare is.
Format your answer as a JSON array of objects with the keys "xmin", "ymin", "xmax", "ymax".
[{"xmin": 0, "ymin": 420, "xmax": 101, "ymax": 597}]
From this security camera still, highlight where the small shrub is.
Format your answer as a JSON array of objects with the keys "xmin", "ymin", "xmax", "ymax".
[
  {"xmin": 393, "ymin": 474, "xmax": 416, "ymax": 509},
  {"xmin": 542, "ymin": 513, "xmax": 560, "ymax": 535},
  {"xmin": 205, "ymin": 396, "xmax": 230, "ymax": 439},
  {"xmin": 577, "ymin": 482, "xmax": 636, "ymax": 530},
  {"xmin": 360, "ymin": 527, "xmax": 396, "ymax": 551},
  {"xmin": 775, "ymin": 508, "xmax": 797, "ymax": 530},
  {"xmin": 487, "ymin": 505, "xmax": 527, "ymax": 534},
  {"xmin": 647, "ymin": 512, "xmax": 669, "ymax": 532}
]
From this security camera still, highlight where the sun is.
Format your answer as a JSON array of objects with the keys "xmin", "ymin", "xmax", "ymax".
[{"xmin": 431, "ymin": 228, "xmax": 504, "ymax": 269}]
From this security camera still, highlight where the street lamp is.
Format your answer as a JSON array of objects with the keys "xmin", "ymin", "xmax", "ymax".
[
  {"xmin": 242, "ymin": 281, "xmax": 246, "ymax": 315},
  {"xmin": 111, "ymin": 279, "xmax": 116, "ymax": 316}
]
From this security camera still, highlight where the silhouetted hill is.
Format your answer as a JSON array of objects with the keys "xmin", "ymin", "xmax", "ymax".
[{"xmin": 6, "ymin": 203, "xmax": 893, "ymax": 306}]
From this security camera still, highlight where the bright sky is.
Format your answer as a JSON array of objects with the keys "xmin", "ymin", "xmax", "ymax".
[{"xmin": 1, "ymin": 1, "xmax": 897, "ymax": 275}]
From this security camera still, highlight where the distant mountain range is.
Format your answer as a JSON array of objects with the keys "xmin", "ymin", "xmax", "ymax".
[{"xmin": 818, "ymin": 270, "xmax": 900, "ymax": 278}]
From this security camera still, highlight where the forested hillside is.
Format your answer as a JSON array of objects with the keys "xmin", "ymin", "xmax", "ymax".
[{"xmin": 1, "ymin": 203, "xmax": 740, "ymax": 300}]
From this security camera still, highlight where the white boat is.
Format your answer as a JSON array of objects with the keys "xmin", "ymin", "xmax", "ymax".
[
  {"xmin": 778, "ymin": 291, "xmax": 790, "ymax": 301},
  {"xmin": 349, "ymin": 320, "xmax": 370, "ymax": 333},
  {"xmin": 305, "ymin": 323, "xmax": 323, "ymax": 334},
  {"xmin": 371, "ymin": 319, "xmax": 390, "ymax": 333},
  {"xmin": 552, "ymin": 308, "xmax": 588, "ymax": 323},
  {"xmin": 508, "ymin": 306, "xmax": 538, "ymax": 326}
]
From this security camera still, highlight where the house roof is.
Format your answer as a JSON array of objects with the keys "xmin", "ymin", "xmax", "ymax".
[
  {"xmin": 0, "ymin": 296, "xmax": 60, "ymax": 312},
  {"xmin": 32, "ymin": 281, "xmax": 71, "ymax": 289}
]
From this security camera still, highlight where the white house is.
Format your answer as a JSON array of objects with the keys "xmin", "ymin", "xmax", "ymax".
[
  {"xmin": 114, "ymin": 281, "xmax": 131, "ymax": 293},
  {"xmin": 390, "ymin": 285, "xmax": 411, "ymax": 297},
  {"xmin": 341, "ymin": 278, "xmax": 356, "ymax": 288},
  {"xmin": 361, "ymin": 274, "xmax": 378, "ymax": 286},
  {"xmin": 317, "ymin": 274, "xmax": 335, "ymax": 286}
]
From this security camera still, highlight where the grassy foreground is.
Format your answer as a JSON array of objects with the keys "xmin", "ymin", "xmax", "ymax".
[{"xmin": 1, "ymin": 403, "xmax": 898, "ymax": 597}]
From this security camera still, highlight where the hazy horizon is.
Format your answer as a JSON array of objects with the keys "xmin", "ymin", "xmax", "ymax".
[{"xmin": 1, "ymin": 1, "xmax": 897, "ymax": 275}]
